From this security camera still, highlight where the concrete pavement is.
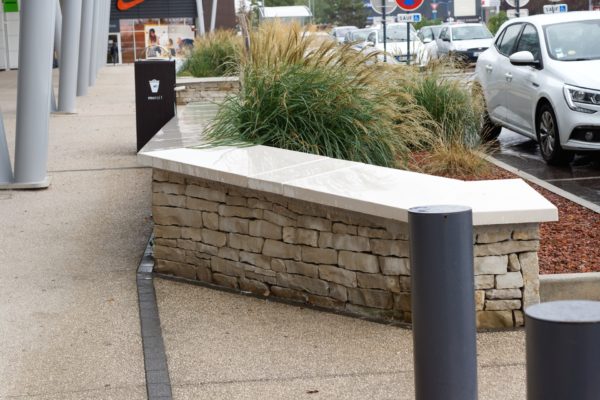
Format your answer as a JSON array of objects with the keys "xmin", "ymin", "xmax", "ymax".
[{"xmin": 1, "ymin": 65, "xmax": 529, "ymax": 399}]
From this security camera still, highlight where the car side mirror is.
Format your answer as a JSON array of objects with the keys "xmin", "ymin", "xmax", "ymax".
[
  {"xmin": 442, "ymin": 37, "xmax": 450, "ymax": 42},
  {"xmin": 509, "ymin": 51, "xmax": 539, "ymax": 67}
]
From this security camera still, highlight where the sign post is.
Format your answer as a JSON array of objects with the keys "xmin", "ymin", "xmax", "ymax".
[
  {"xmin": 396, "ymin": 0, "xmax": 425, "ymax": 65},
  {"xmin": 371, "ymin": 0, "xmax": 397, "ymax": 63},
  {"xmin": 543, "ymin": 3, "xmax": 568, "ymax": 13}
]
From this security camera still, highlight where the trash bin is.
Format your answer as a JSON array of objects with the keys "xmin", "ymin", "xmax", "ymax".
[
  {"xmin": 526, "ymin": 300, "xmax": 600, "ymax": 400},
  {"xmin": 134, "ymin": 60, "xmax": 175, "ymax": 152}
]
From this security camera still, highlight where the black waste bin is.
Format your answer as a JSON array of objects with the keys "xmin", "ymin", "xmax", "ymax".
[{"xmin": 134, "ymin": 60, "xmax": 176, "ymax": 152}]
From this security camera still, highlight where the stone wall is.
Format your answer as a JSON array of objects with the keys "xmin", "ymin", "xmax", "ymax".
[
  {"xmin": 175, "ymin": 77, "xmax": 240, "ymax": 105},
  {"xmin": 151, "ymin": 169, "xmax": 541, "ymax": 329}
]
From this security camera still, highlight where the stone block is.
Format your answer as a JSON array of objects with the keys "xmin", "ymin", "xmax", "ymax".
[
  {"xmin": 513, "ymin": 310, "xmax": 524, "ymax": 327},
  {"xmin": 318, "ymin": 232, "xmax": 333, "ymax": 248},
  {"xmin": 196, "ymin": 243, "xmax": 219, "ymax": 256},
  {"xmin": 181, "ymin": 227, "xmax": 202, "ymax": 242},
  {"xmin": 185, "ymin": 251, "xmax": 211, "ymax": 266},
  {"xmin": 496, "ymin": 272, "xmax": 524, "ymax": 289},
  {"xmin": 152, "ymin": 193, "xmax": 186, "ymax": 208},
  {"xmin": 154, "ymin": 238, "xmax": 177, "ymax": 248},
  {"xmin": 475, "ymin": 240, "xmax": 539, "ymax": 257},
  {"xmin": 475, "ymin": 226, "xmax": 512, "ymax": 244},
  {"xmin": 302, "ymin": 247, "xmax": 337, "ymax": 265},
  {"xmin": 319, "ymin": 265, "xmax": 357, "ymax": 287},
  {"xmin": 370, "ymin": 239, "xmax": 409, "ymax": 257},
  {"xmin": 229, "ymin": 233, "xmax": 265, "ymax": 253},
  {"xmin": 153, "ymin": 206, "xmax": 202, "ymax": 228},
  {"xmin": 513, "ymin": 224, "xmax": 540, "ymax": 241},
  {"xmin": 213, "ymin": 273, "xmax": 239, "ymax": 289},
  {"xmin": 244, "ymin": 271, "xmax": 277, "ymax": 285},
  {"xmin": 154, "ymin": 225, "xmax": 181, "ymax": 239},
  {"xmin": 218, "ymin": 205, "xmax": 263, "ymax": 219},
  {"xmin": 249, "ymin": 220, "xmax": 282, "ymax": 240},
  {"xmin": 271, "ymin": 286, "xmax": 307, "ymax": 302},
  {"xmin": 379, "ymin": 257, "xmax": 410, "ymax": 275},
  {"xmin": 176, "ymin": 239, "xmax": 196, "ymax": 251},
  {"xmin": 153, "ymin": 169, "xmax": 169, "ymax": 182},
  {"xmin": 218, "ymin": 247, "xmax": 240, "ymax": 262},
  {"xmin": 475, "ymin": 290, "xmax": 485, "ymax": 311},
  {"xmin": 485, "ymin": 300, "xmax": 522, "ymax": 311},
  {"xmin": 226, "ymin": 196, "xmax": 247, "ymax": 207},
  {"xmin": 329, "ymin": 283, "xmax": 348, "ymax": 302},
  {"xmin": 186, "ymin": 197, "xmax": 219, "ymax": 213},
  {"xmin": 154, "ymin": 245, "xmax": 186, "ymax": 263},
  {"xmin": 263, "ymin": 239, "xmax": 301, "ymax": 260},
  {"xmin": 332, "ymin": 223, "xmax": 358, "ymax": 235},
  {"xmin": 276, "ymin": 273, "xmax": 329, "ymax": 296},
  {"xmin": 332, "ymin": 234, "xmax": 370, "ymax": 252},
  {"xmin": 239, "ymin": 278, "xmax": 270, "ymax": 296},
  {"xmin": 474, "ymin": 255, "xmax": 508, "ymax": 275},
  {"xmin": 475, "ymin": 275, "xmax": 495, "ymax": 289},
  {"xmin": 394, "ymin": 293, "xmax": 411, "ymax": 312},
  {"xmin": 288, "ymin": 201, "xmax": 328, "ymax": 219},
  {"xmin": 520, "ymin": 251, "xmax": 540, "ymax": 308},
  {"xmin": 486, "ymin": 289, "xmax": 522, "ymax": 299},
  {"xmin": 243, "ymin": 263, "xmax": 277, "ymax": 278},
  {"xmin": 248, "ymin": 198, "xmax": 273, "ymax": 210},
  {"xmin": 202, "ymin": 212, "xmax": 219, "ymax": 230},
  {"xmin": 153, "ymin": 182, "xmax": 185, "ymax": 195},
  {"xmin": 346, "ymin": 303, "xmax": 400, "ymax": 321},
  {"xmin": 211, "ymin": 257, "xmax": 244, "ymax": 277},
  {"xmin": 285, "ymin": 260, "xmax": 319, "ymax": 278},
  {"xmin": 186, "ymin": 185, "xmax": 226, "ymax": 202},
  {"xmin": 508, "ymin": 253, "xmax": 521, "ymax": 272},
  {"xmin": 272, "ymin": 204, "xmax": 297, "ymax": 219},
  {"xmin": 476, "ymin": 311, "xmax": 514, "ymax": 329},
  {"xmin": 307, "ymin": 294, "xmax": 345, "ymax": 310},
  {"xmin": 220, "ymin": 217, "xmax": 249, "ymax": 234},
  {"xmin": 399, "ymin": 276, "xmax": 411, "ymax": 291},
  {"xmin": 297, "ymin": 215, "xmax": 331, "ymax": 232},
  {"xmin": 338, "ymin": 251, "xmax": 379, "ymax": 273},
  {"xmin": 357, "ymin": 226, "xmax": 390, "ymax": 239},
  {"xmin": 270, "ymin": 259, "xmax": 286, "ymax": 273},
  {"xmin": 263, "ymin": 210, "xmax": 295, "ymax": 227},
  {"xmin": 282, "ymin": 227, "xmax": 318, "ymax": 247},
  {"xmin": 240, "ymin": 251, "xmax": 271, "ymax": 270},
  {"xmin": 202, "ymin": 229, "xmax": 227, "ymax": 247},
  {"xmin": 348, "ymin": 288, "xmax": 393, "ymax": 309},
  {"xmin": 154, "ymin": 259, "xmax": 196, "ymax": 280},
  {"xmin": 357, "ymin": 273, "xmax": 400, "ymax": 293}
]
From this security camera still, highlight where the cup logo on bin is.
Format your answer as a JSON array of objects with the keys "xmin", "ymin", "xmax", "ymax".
[{"xmin": 149, "ymin": 79, "xmax": 160, "ymax": 94}]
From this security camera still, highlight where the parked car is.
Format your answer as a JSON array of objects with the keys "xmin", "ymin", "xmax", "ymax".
[
  {"xmin": 437, "ymin": 23, "xmax": 494, "ymax": 62},
  {"xmin": 366, "ymin": 23, "xmax": 424, "ymax": 63},
  {"xmin": 330, "ymin": 26, "xmax": 359, "ymax": 44},
  {"xmin": 344, "ymin": 28, "xmax": 377, "ymax": 50},
  {"xmin": 416, "ymin": 25, "xmax": 443, "ymax": 65},
  {"xmin": 475, "ymin": 11, "xmax": 600, "ymax": 164}
]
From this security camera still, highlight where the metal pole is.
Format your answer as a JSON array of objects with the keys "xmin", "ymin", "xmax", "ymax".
[
  {"xmin": 406, "ymin": 15, "xmax": 410, "ymax": 65},
  {"xmin": 13, "ymin": 0, "xmax": 57, "ymax": 187},
  {"xmin": 515, "ymin": 0, "xmax": 520, "ymax": 18},
  {"xmin": 88, "ymin": 0, "xmax": 99, "ymax": 87},
  {"xmin": 409, "ymin": 205, "xmax": 478, "ymax": 400},
  {"xmin": 0, "ymin": 110, "xmax": 13, "ymax": 184},
  {"xmin": 54, "ymin": 0, "xmax": 62, "ymax": 61},
  {"xmin": 196, "ymin": 0, "xmax": 206, "ymax": 36},
  {"xmin": 58, "ymin": 0, "xmax": 82, "ymax": 113},
  {"xmin": 382, "ymin": 0, "xmax": 387, "ymax": 63},
  {"xmin": 526, "ymin": 301, "xmax": 600, "ymax": 400},
  {"xmin": 210, "ymin": 0, "xmax": 218, "ymax": 32},
  {"xmin": 77, "ymin": 0, "xmax": 93, "ymax": 96}
]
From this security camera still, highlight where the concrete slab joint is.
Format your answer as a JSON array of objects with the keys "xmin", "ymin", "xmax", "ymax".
[{"xmin": 151, "ymin": 169, "xmax": 542, "ymax": 329}]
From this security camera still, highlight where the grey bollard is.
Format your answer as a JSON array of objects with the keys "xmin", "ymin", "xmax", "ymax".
[
  {"xmin": 0, "ymin": 111, "xmax": 13, "ymax": 184},
  {"xmin": 409, "ymin": 205, "xmax": 478, "ymax": 400},
  {"xmin": 526, "ymin": 300, "xmax": 600, "ymax": 400}
]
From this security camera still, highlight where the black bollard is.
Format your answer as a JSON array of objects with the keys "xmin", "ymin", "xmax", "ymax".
[
  {"xmin": 409, "ymin": 205, "xmax": 478, "ymax": 400},
  {"xmin": 526, "ymin": 300, "xmax": 600, "ymax": 400}
]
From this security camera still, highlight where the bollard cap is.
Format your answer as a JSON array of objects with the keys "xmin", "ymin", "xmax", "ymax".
[
  {"xmin": 408, "ymin": 205, "xmax": 471, "ymax": 215},
  {"xmin": 526, "ymin": 300, "xmax": 600, "ymax": 324}
]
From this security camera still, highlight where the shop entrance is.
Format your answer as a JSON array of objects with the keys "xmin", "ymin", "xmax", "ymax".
[{"xmin": 106, "ymin": 32, "xmax": 121, "ymax": 65}]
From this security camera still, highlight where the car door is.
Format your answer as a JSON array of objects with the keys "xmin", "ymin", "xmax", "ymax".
[
  {"xmin": 504, "ymin": 24, "xmax": 542, "ymax": 136},
  {"xmin": 480, "ymin": 23, "xmax": 524, "ymax": 124},
  {"xmin": 437, "ymin": 27, "xmax": 450, "ymax": 57}
]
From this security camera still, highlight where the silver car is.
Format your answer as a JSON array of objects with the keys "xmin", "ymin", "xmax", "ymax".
[
  {"xmin": 475, "ymin": 11, "xmax": 600, "ymax": 164},
  {"xmin": 437, "ymin": 23, "xmax": 494, "ymax": 62}
]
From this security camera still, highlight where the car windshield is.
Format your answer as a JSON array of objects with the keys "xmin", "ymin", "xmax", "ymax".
[
  {"xmin": 378, "ymin": 25, "xmax": 417, "ymax": 42},
  {"xmin": 452, "ymin": 25, "xmax": 493, "ymax": 40},
  {"xmin": 352, "ymin": 30, "xmax": 373, "ymax": 41},
  {"xmin": 544, "ymin": 19, "xmax": 600, "ymax": 61},
  {"xmin": 335, "ymin": 27, "xmax": 356, "ymax": 37}
]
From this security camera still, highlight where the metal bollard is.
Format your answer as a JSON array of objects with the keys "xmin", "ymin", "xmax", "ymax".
[
  {"xmin": 409, "ymin": 205, "xmax": 478, "ymax": 400},
  {"xmin": 526, "ymin": 300, "xmax": 600, "ymax": 400}
]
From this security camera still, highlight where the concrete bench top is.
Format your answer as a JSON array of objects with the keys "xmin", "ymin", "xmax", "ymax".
[{"xmin": 138, "ymin": 103, "xmax": 558, "ymax": 226}]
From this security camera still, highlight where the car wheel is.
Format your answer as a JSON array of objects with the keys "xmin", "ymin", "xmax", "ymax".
[{"xmin": 536, "ymin": 103, "xmax": 574, "ymax": 165}]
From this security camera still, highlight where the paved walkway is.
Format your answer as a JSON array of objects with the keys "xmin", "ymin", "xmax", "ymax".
[{"xmin": 1, "ymin": 66, "xmax": 528, "ymax": 399}]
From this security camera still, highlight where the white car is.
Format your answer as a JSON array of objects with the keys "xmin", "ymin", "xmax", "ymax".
[
  {"xmin": 366, "ymin": 23, "xmax": 424, "ymax": 63},
  {"xmin": 437, "ymin": 23, "xmax": 494, "ymax": 62},
  {"xmin": 416, "ymin": 25, "xmax": 443, "ymax": 65},
  {"xmin": 330, "ymin": 26, "xmax": 359, "ymax": 44},
  {"xmin": 475, "ymin": 11, "xmax": 600, "ymax": 164},
  {"xmin": 345, "ymin": 28, "xmax": 377, "ymax": 51}
]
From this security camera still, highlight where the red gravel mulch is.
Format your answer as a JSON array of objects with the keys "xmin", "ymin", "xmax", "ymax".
[{"xmin": 408, "ymin": 154, "xmax": 600, "ymax": 274}]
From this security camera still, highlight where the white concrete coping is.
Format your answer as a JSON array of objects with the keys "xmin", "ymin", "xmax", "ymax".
[
  {"xmin": 138, "ymin": 103, "xmax": 558, "ymax": 226},
  {"xmin": 175, "ymin": 76, "xmax": 240, "ymax": 87}
]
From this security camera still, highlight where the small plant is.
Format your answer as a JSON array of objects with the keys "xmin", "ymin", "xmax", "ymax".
[
  {"xmin": 181, "ymin": 30, "xmax": 241, "ymax": 77},
  {"xmin": 487, "ymin": 11, "xmax": 508, "ymax": 35}
]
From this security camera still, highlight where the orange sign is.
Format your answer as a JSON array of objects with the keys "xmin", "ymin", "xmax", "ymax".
[{"xmin": 117, "ymin": 0, "xmax": 145, "ymax": 11}]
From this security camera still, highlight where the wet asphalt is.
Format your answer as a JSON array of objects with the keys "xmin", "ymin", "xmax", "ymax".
[{"xmin": 491, "ymin": 129, "xmax": 600, "ymax": 208}]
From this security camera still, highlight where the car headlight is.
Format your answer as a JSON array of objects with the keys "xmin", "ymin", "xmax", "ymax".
[{"xmin": 563, "ymin": 84, "xmax": 600, "ymax": 114}]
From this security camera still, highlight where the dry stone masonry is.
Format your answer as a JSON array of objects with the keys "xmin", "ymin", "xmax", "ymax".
[
  {"xmin": 152, "ymin": 169, "xmax": 541, "ymax": 329},
  {"xmin": 175, "ymin": 77, "xmax": 240, "ymax": 105}
]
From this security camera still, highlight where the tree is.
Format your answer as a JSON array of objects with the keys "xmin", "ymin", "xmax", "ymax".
[
  {"xmin": 487, "ymin": 11, "xmax": 508, "ymax": 35},
  {"xmin": 318, "ymin": 0, "xmax": 368, "ymax": 27}
]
